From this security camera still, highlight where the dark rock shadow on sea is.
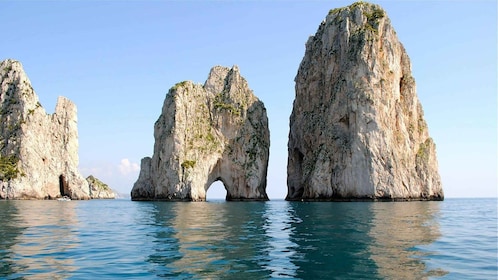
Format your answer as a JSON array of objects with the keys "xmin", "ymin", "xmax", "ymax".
[
  {"xmin": 287, "ymin": 201, "xmax": 445, "ymax": 279},
  {"xmin": 0, "ymin": 199, "xmax": 453, "ymax": 279},
  {"xmin": 0, "ymin": 201, "xmax": 25, "ymax": 277},
  {"xmin": 288, "ymin": 202, "xmax": 379, "ymax": 279},
  {"xmin": 139, "ymin": 200, "xmax": 444, "ymax": 279}
]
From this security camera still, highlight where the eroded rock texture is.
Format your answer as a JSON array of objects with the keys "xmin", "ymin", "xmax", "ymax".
[
  {"xmin": 0, "ymin": 59, "xmax": 90, "ymax": 199},
  {"xmin": 287, "ymin": 2, "xmax": 443, "ymax": 201},
  {"xmin": 132, "ymin": 66, "xmax": 269, "ymax": 201}
]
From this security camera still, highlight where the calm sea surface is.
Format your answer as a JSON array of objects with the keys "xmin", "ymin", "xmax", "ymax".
[{"xmin": 0, "ymin": 198, "xmax": 496, "ymax": 279}]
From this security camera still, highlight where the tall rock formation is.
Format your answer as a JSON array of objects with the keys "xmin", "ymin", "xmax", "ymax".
[
  {"xmin": 287, "ymin": 2, "xmax": 443, "ymax": 201},
  {"xmin": 0, "ymin": 59, "xmax": 90, "ymax": 199},
  {"xmin": 132, "ymin": 66, "xmax": 269, "ymax": 201}
]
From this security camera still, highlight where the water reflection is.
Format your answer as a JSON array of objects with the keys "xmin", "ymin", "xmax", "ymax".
[
  {"xmin": 146, "ymin": 201, "xmax": 442, "ymax": 279},
  {"xmin": 288, "ymin": 202, "xmax": 378, "ymax": 279},
  {"xmin": 0, "ymin": 199, "xmax": 444, "ymax": 279},
  {"xmin": 368, "ymin": 202, "xmax": 445, "ymax": 279},
  {"xmin": 261, "ymin": 201, "xmax": 300, "ymax": 278},
  {"xmin": 0, "ymin": 201, "xmax": 25, "ymax": 278},
  {"xmin": 148, "ymin": 201, "xmax": 270, "ymax": 278},
  {"xmin": 287, "ymin": 201, "xmax": 443, "ymax": 279},
  {"xmin": 0, "ymin": 200, "xmax": 78, "ymax": 279},
  {"xmin": 148, "ymin": 201, "xmax": 304, "ymax": 278},
  {"xmin": 70, "ymin": 200, "xmax": 160, "ymax": 279},
  {"xmin": 170, "ymin": 202, "xmax": 231, "ymax": 276}
]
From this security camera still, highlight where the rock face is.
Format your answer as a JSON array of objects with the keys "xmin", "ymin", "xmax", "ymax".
[
  {"xmin": 86, "ymin": 175, "xmax": 115, "ymax": 199},
  {"xmin": 287, "ymin": 2, "xmax": 443, "ymax": 201},
  {"xmin": 132, "ymin": 66, "xmax": 269, "ymax": 201},
  {"xmin": 0, "ymin": 59, "xmax": 90, "ymax": 200}
]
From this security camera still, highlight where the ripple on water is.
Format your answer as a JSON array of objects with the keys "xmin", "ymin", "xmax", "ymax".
[{"xmin": 0, "ymin": 198, "xmax": 496, "ymax": 279}]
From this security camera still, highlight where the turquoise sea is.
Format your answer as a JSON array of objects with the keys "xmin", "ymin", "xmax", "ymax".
[{"xmin": 0, "ymin": 198, "xmax": 496, "ymax": 279}]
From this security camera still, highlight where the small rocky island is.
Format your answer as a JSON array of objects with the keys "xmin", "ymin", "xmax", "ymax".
[
  {"xmin": 131, "ymin": 66, "xmax": 270, "ymax": 201},
  {"xmin": 287, "ymin": 2, "xmax": 444, "ymax": 201},
  {"xmin": 0, "ymin": 59, "xmax": 115, "ymax": 200},
  {"xmin": 87, "ymin": 175, "xmax": 116, "ymax": 199}
]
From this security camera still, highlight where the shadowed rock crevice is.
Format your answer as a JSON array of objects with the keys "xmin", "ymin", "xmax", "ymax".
[
  {"xmin": 132, "ymin": 66, "xmax": 269, "ymax": 201},
  {"xmin": 59, "ymin": 175, "xmax": 68, "ymax": 197},
  {"xmin": 287, "ymin": 2, "xmax": 443, "ymax": 201}
]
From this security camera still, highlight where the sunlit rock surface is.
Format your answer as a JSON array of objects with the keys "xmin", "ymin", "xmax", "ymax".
[
  {"xmin": 287, "ymin": 2, "xmax": 443, "ymax": 201},
  {"xmin": 132, "ymin": 66, "xmax": 269, "ymax": 201},
  {"xmin": 0, "ymin": 59, "xmax": 90, "ymax": 199}
]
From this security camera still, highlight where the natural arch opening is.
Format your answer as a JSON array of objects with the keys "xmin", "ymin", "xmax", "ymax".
[{"xmin": 206, "ymin": 180, "xmax": 227, "ymax": 201}]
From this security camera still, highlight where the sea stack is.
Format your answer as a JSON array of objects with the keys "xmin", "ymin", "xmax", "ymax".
[
  {"xmin": 131, "ymin": 66, "xmax": 269, "ymax": 201},
  {"xmin": 287, "ymin": 2, "xmax": 443, "ymax": 201},
  {"xmin": 0, "ymin": 59, "xmax": 90, "ymax": 199}
]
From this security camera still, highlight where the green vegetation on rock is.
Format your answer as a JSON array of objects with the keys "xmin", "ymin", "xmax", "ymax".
[
  {"xmin": 328, "ymin": 1, "xmax": 385, "ymax": 35},
  {"xmin": 416, "ymin": 139, "xmax": 433, "ymax": 162},
  {"xmin": 2, "ymin": 64, "xmax": 12, "ymax": 74},
  {"xmin": 86, "ymin": 175, "xmax": 111, "ymax": 191},
  {"xmin": 363, "ymin": 4, "xmax": 385, "ymax": 35},
  {"xmin": 172, "ymin": 81, "xmax": 189, "ymax": 91},
  {"xmin": 181, "ymin": 160, "xmax": 196, "ymax": 169},
  {"xmin": 213, "ymin": 92, "xmax": 241, "ymax": 116},
  {"xmin": 0, "ymin": 155, "xmax": 21, "ymax": 181},
  {"xmin": 364, "ymin": 6, "xmax": 385, "ymax": 21}
]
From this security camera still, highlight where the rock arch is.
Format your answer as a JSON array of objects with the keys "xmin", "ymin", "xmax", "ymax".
[
  {"xmin": 131, "ymin": 66, "xmax": 269, "ymax": 201},
  {"xmin": 205, "ymin": 178, "xmax": 227, "ymax": 200}
]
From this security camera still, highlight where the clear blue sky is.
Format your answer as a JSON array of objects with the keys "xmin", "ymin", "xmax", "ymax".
[{"xmin": 2, "ymin": 1, "xmax": 496, "ymax": 199}]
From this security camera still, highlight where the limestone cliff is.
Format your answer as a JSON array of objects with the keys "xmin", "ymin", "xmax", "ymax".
[
  {"xmin": 0, "ymin": 59, "xmax": 90, "ymax": 199},
  {"xmin": 287, "ymin": 2, "xmax": 443, "ymax": 201},
  {"xmin": 132, "ymin": 66, "xmax": 269, "ymax": 201},
  {"xmin": 86, "ymin": 175, "xmax": 115, "ymax": 199}
]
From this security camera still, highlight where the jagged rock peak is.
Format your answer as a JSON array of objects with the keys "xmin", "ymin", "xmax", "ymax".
[
  {"xmin": 287, "ymin": 2, "xmax": 444, "ymax": 201},
  {"xmin": 0, "ymin": 59, "xmax": 90, "ymax": 200},
  {"xmin": 132, "ymin": 65, "xmax": 270, "ymax": 201}
]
